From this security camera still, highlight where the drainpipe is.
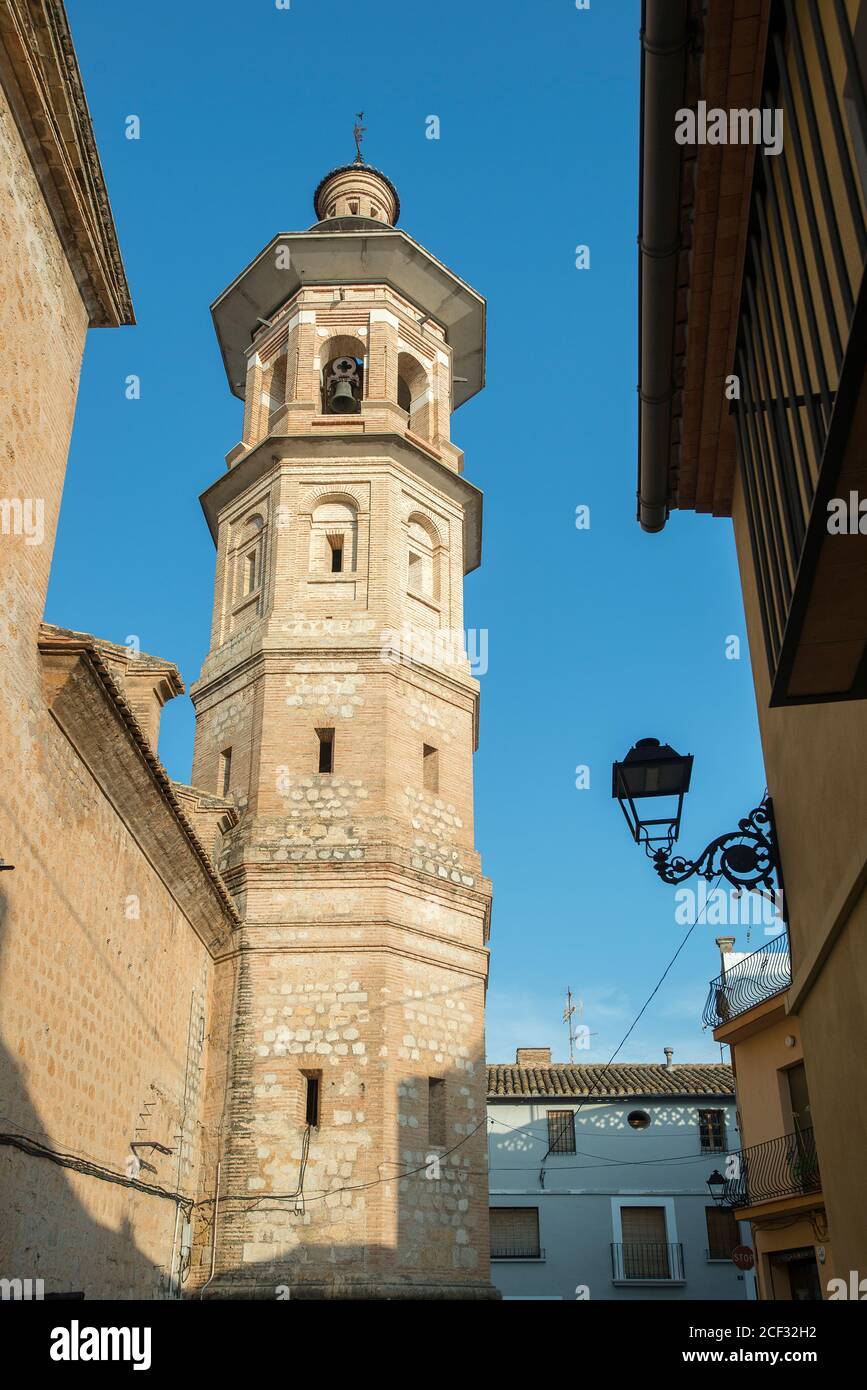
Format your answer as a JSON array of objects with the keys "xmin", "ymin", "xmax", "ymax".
[
  {"xmin": 637, "ymin": 0, "xmax": 691, "ymax": 532},
  {"xmin": 198, "ymin": 1160, "xmax": 222, "ymax": 1300}
]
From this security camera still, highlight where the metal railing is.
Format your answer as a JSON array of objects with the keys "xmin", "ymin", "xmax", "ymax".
[
  {"xmin": 610, "ymin": 1242, "xmax": 685, "ymax": 1281},
  {"xmin": 703, "ymin": 938, "xmax": 791, "ymax": 1027},
  {"xmin": 491, "ymin": 1245, "xmax": 545, "ymax": 1260},
  {"xmin": 725, "ymin": 1126, "xmax": 821, "ymax": 1209}
]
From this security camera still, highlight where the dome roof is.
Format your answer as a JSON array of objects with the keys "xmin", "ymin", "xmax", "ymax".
[{"xmin": 313, "ymin": 162, "xmax": 401, "ymax": 226}]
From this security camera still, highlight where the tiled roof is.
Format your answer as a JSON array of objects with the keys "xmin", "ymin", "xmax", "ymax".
[{"xmin": 487, "ymin": 1063, "xmax": 734, "ymax": 1100}]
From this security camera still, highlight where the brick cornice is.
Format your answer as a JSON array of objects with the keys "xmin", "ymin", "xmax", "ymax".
[
  {"xmin": 191, "ymin": 644, "xmax": 480, "ymax": 720},
  {"xmin": 198, "ymin": 433, "xmax": 483, "ymax": 573},
  {"xmin": 38, "ymin": 632, "xmax": 240, "ymax": 950},
  {"xmin": 228, "ymin": 922, "xmax": 491, "ymax": 982},
  {"xmin": 0, "ymin": 0, "xmax": 133, "ymax": 325}
]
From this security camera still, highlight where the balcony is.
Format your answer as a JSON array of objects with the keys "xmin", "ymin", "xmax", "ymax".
[
  {"xmin": 702, "ymin": 938, "xmax": 791, "ymax": 1028},
  {"xmin": 724, "ymin": 1127, "xmax": 821, "ymax": 1210},
  {"xmin": 610, "ymin": 1242, "xmax": 685, "ymax": 1283},
  {"xmin": 491, "ymin": 1246, "xmax": 545, "ymax": 1261}
]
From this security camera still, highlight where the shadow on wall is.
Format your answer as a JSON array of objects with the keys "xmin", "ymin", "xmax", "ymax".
[
  {"xmin": 0, "ymin": 888, "xmax": 172, "ymax": 1300},
  {"xmin": 190, "ymin": 1062, "xmax": 493, "ymax": 1301}
]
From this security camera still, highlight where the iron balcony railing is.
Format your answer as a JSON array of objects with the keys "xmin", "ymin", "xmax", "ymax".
[
  {"xmin": 610, "ymin": 1242, "xmax": 685, "ymax": 1282},
  {"xmin": 725, "ymin": 1126, "xmax": 821, "ymax": 1209},
  {"xmin": 491, "ymin": 1245, "xmax": 545, "ymax": 1261},
  {"xmin": 703, "ymin": 938, "xmax": 791, "ymax": 1028}
]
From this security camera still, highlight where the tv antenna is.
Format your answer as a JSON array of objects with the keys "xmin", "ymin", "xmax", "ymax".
[{"xmin": 563, "ymin": 986, "xmax": 597, "ymax": 1061}]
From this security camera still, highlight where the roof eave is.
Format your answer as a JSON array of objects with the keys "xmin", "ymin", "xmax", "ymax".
[
  {"xmin": 636, "ymin": 0, "xmax": 692, "ymax": 532},
  {"xmin": 210, "ymin": 229, "xmax": 486, "ymax": 410}
]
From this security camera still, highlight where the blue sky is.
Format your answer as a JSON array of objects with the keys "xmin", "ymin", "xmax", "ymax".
[{"xmin": 52, "ymin": 0, "xmax": 767, "ymax": 1065}]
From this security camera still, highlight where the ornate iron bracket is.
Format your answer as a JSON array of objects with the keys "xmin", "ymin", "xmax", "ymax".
[{"xmin": 648, "ymin": 793, "xmax": 783, "ymax": 907}]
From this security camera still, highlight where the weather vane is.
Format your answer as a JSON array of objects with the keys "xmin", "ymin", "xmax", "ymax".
[{"xmin": 353, "ymin": 111, "xmax": 366, "ymax": 164}]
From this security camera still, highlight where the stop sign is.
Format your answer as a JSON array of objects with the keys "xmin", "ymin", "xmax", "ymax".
[{"xmin": 732, "ymin": 1245, "xmax": 755, "ymax": 1270}]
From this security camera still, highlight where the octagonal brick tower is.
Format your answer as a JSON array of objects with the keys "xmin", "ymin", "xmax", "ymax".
[{"xmin": 190, "ymin": 159, "xmax": 494, "ymax": 1298}]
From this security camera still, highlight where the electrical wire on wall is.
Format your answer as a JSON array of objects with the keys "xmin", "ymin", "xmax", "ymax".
[{"xmin": 0, "ymin": 1129, "xmax": 193, "ymax": 1216}]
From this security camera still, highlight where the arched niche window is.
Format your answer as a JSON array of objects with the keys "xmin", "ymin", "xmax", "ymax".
[
  {"xmin": 397, "ymin": 352, "xmax": 432, "ymax": 440},
  {"xmin": 264, "ymin": 352, "xmax": 287, "ymax": 430},
  {"xmin": 309, "ymin": 497, "xmax": 358, "ymax": 576},
  {"xmin": 321, "ymin": 335, "xmax": 365, "ymax": 414},
  {"xmin": 232, "ymin": 511, "xmax": 266, "ymax": 621},
  {"xmin": 406, "ymin": 514, "xmax": 440, "ymax": 604}
]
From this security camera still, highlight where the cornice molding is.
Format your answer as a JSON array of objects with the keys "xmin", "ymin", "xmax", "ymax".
[{"xmin": 0, "ymin": 0, "xmax": 133, "ymax": 325}]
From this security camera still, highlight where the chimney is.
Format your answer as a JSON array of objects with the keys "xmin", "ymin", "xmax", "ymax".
[
  {"xmin": 516, "ymin": 1047, "xmax": 552, "ymax": 1067},
  {"xmin": 663, "ymin": 1047, "xmax": 673, "ymax": 1067},
  {"xmin": 716, "ymin": 936, "xmax": 737, "ymax": 974}
]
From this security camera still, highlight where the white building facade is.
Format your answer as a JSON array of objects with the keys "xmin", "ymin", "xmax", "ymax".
[{"xmin": 487, "ymin": 1050, "xmax": 755, "ymax": 1301}]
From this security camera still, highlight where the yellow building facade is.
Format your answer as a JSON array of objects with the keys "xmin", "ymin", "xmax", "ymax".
[{"xmin": 638, "ymin": 0, "xmax": 867, "ymax": 1293}]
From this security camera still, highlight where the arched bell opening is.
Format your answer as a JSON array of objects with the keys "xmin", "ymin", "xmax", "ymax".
[{"xmin": 321, "ymin": 334, "xmax": 366, "ymax": 415}]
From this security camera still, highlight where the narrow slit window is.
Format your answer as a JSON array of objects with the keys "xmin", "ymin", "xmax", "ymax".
[
  {"xmin": 220, "ymin": 748, "xmax": 232, "ymax": 798},
  {"xmin": 304, "ymin": 1072, "xmax": 321, "ymax": 1127},
  {"xmin": 244, "ymin": 548, "xmax": 258, "ymax": 594},
  {"xmin": 408, "ymin": 551, "xmax": 422, "ymax": 593},
  {"xmin": 423, "ymin": 744, "xmax": 439, "ymax": 793},
  {"xmin": 428, "ymin": 1077, "xmax": 446, "ymax": 1147},
  {"xmin": 317, "ymin": 727, "xmax": 334, "ymax": 774},
  {"xmin": 328, "ymin": 534, "xmax": 344, "ymax": 573}
]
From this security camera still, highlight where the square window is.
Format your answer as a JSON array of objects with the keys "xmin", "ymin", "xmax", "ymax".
[
  {"xmin": 490, "ymin": 1207, "xmax": 541, "ymax": 1260},
  {"xmin": 547, "ymin": 1110, "xmax": 576, "ymax": 1154},
  {"xmin": 699, "ymin": 1109, "xmax": 726, "ymax": 1153}
]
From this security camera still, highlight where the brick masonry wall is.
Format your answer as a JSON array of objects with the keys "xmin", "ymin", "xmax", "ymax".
[
  {"xmin": 0, "ymin": 90, "xmax": 223, "ymax": 1299},
  {"xmin": 190, "ymin": 276, "xmax": 493, "ymax": 1297}
]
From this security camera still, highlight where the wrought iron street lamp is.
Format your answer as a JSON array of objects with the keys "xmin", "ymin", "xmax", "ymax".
[
  {"xmin": 612, "ymin": 737, "xmax": 784, "ymax": 910},
  {"xmin": 706, "ymin": 1168, "xmax": 729, "ymax": 1208},
  {"xmin": 611, "ymin": 737, "xmax": 693, "ymax": 846}
]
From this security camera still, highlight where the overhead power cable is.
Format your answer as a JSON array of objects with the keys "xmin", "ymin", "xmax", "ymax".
[
  {"xmin": 0, "ymin": 1131, "xmax": 193, "ymax": 1213},
  {"xmin": 538, "ymin": 873, "xmax": 724, "ymax": 1187}
]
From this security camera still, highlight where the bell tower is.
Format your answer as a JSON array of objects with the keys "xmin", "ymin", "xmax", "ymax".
[{"xmin": 190, "ymin": 154, "xmax": 493, "ymax": 1298}]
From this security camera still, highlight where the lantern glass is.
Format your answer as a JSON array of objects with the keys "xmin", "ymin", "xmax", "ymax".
[
  {"xmin": 706, "ymin": 1169, "xmax": 728, "ymax": 1207},
  {"xmin": 612, "ymin": 738, "xmax": 693, "ymax": 846}
]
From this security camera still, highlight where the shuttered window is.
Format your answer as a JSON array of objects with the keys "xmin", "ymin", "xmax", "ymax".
[
  {"xmin": 620, "ymin": 1206, "xmax": 667, "ymax": 1243},
  {"xmin": 619, "ymin": 1206, "xmax": 670, "ymax": 1278},
  {"xmin": 489, "ymin": 1207, "xmax": 541, "ymax": 1259},
  {"xmin": 706, "ymin": 1205, "xmax": 739, "ymax": 1260}
]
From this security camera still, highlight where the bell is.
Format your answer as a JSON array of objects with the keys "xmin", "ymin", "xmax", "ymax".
[{"xmin": 330, "ymin": 378, "xmax": 357, "ymax": 413}]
